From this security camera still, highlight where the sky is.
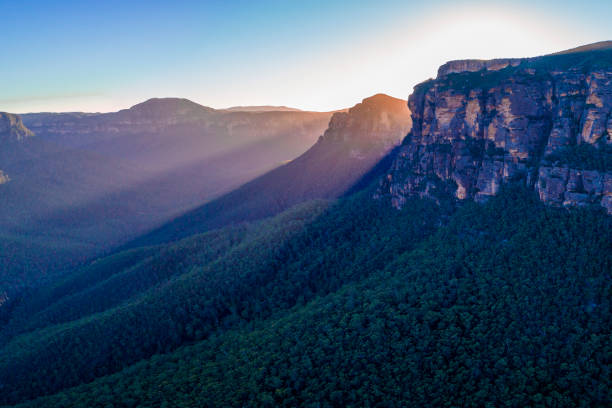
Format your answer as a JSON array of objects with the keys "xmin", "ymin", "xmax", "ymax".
[{"xmin": 2, "ymin": 0, "xmax": 612, "ymax": 113}]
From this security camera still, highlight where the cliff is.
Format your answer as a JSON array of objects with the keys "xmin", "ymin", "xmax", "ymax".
[
  {"xmin": 0, "ymin": 113, "xmax": 34, "ymax": 185},
  {"xmin": 0, "ymin": 112, "xmax": 34, "ymax": 142},
  {"xmin": 378, "ymin": 42, "xmax": 612, "ymax": 213},
  {"xmin": 322, "ymin": 93, "xmax": 411, "ymax": 149}
]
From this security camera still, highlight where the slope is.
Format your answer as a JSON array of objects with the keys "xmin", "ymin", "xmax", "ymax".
[
  {"xmin": 1, "ymin": 99, "xmax": 333, "ymax": 290},
  {"xmin": 129, "ymin": 93, "xmax": 411, "ymax": 247},
  {"xmin": 0, "ymin": 179, "xmax": 444, "ymax": 405},
  {"xmin": 4, "ymin": 185, "xmax": 610, "ymax": 407}
]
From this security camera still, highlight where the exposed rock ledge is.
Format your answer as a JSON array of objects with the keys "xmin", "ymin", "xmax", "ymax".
[
  {"xmin": 438, "ymin": 58, "xmax": 522, "ymax": 76},
  {"xmin": 0, "ymin": 112, "xmax": 34, "ymax": 141}
]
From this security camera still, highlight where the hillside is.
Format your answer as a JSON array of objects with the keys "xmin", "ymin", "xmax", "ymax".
[
  {"xmin": 0, "ymin": 184, "xmax": 609, "ymax": 407},
  {"xmin": 130, "ymin": 93, "xmax": 411, "ymax": 246},
  {"xmin": 1, "ymin": 100, "xmax": 333, "ymax": 290}
]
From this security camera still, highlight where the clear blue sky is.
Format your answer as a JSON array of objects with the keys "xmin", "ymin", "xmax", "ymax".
[{"xmin": 2, "ymin": 0, "xmax": 611, "ymax": 113}]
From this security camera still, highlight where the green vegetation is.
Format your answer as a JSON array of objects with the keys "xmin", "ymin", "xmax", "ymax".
[
  {"xmin": 437, "ymin": 49, "xmax": 612, "ymax": 94},
  {"xmin": 0, "ymin": 185, "xmax": 609, "ymax": 407},
  {"xmin": 438, "ymin": 67, "xmax": 526, "ymax": 92},
  {"xmin": 545, "ymin": 143, "xmax": 612, "ymax": 172},
  {"xmin": 0, "ymin": 191, "xmax": 443, "ymax": 406},
  {"xmin": 426, "ymin": 143, "xmax": 452, "ymax": 154}
]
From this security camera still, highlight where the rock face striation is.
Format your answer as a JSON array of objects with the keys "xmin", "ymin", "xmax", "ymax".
[
  {"xmin": 0, "ymin": 112, "xmax": 34, "ymax": 142},
  {"xmin": 321, "ymin": 93, "xmax": 411, "ymax": 153},
  {"xmin": 378, "ymin": 42, "xmax": 612, "ymax": 213}
]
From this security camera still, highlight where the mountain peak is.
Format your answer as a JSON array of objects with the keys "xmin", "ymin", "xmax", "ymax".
[
  {"xmin": 0, "ymin": 112, "xmax": 34, "ymax": 141},
  {"xmin": 361, "ymin": 93, "xmax": 404, "ymax": 105},
  {"xmin": 124, "ymin": 98, "xmax": 215, "ymax": 117},
  {"xmin": 322, "ymin": 93, "xmax": 411, "ymax": 147},
  {"xmin": 358, "ymin": 93, "xmax": 411, "ymax": 114}
]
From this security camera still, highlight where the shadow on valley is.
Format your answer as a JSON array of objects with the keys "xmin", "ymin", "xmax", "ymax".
[
  {"xmin": 126, "ymin": 93, "xmax": 411, "ymax": 248},
  {"xmin": 0, "ymin": 184, "xmax": 609, "ymax": 407},
  {"xmin": 0, "ymin": 101, "xmax": 333, "ymax": 291},
  {"xmin": 0, "ymin": 181, "xmax": 446, "ymax": 405}
]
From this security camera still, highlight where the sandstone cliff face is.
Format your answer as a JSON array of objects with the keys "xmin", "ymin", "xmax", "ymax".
[
  {"xmin": 379, "ymin": 45, "xmax": 612, "ymax": 213},
  {"xmin": 322, "ymin": 93, "xmax": 411, "ymax": 155},
  {"xmin": 0, "ymin": 112, "xmax": 35, "ymax": 185},
  {"xmin": 0, "ymin": 113, "xmax": 34, "ymax": 142}
]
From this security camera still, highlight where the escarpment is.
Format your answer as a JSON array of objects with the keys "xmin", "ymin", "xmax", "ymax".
[
  {"xmin": 378, "ymin": 43, "xmax": 612, "ymax": 213},
  {"xmin": 0, "ymin": 112, "xmax": 34, "ymax": 142},
  {"xmin": 0, "ymin": 113, "xmax": 35, "ymax": 185}
]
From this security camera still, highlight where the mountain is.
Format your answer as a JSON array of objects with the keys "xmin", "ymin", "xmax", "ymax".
[
  {"xmin": 378, "ymin": 42, "xmax": 612, "ymax": 213},
  {"xmin": 129, "ymin": 93, "xmax": 411, "ymax": 246},
  {"xmin": 20, "ymin": 98, "xmax": 330, "ymax": 171},
  {"xmin": 1, "ymin": 100, "xmax": 333, "ymax": 290}
]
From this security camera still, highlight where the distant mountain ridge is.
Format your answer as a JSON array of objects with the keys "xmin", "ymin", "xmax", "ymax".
[
  {"xmin": 129, "ymin": 93, "xmax": 411, "ymax": 246},
  {"xmin": 1, "ymin": 99, "xmax": 334, "ymax": 289}
]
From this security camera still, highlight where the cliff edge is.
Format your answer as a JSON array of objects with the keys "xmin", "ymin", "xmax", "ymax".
[{"xmin": 378, "ymin": 42, "xmax": 612, "ymax": 213}]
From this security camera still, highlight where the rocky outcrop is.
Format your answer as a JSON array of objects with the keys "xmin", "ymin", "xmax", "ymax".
[
  {"xmin": 378, "ymin": 43, "xmax": 612, "ymax": 213},
  {"xmin": 321, "ymin": 93, "xmax": 411, "ymax": 153},
  {"xmin": 536, "ymin": 167, "xmax": 612, "ymax": 210},
  {"xmin": 0, "ymin": 113, "xmax": 35, "ymax": 185},
  {"xmin": 0, "ymin": 113, "xmax": 34, "ymax": 142},
  {"xmin": 437, "ymin": 59, "xmax": 522, "ymax": 76}
]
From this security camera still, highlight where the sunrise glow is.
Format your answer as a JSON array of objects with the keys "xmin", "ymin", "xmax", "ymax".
[{"xmin": 2, "ymin": 1, "xmax": 611, "ymax": 113}]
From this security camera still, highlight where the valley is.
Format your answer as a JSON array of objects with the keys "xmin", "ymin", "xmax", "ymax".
[{"xmin": 0, "ymin": 39, "xmax": 610, "ymax": 407}]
